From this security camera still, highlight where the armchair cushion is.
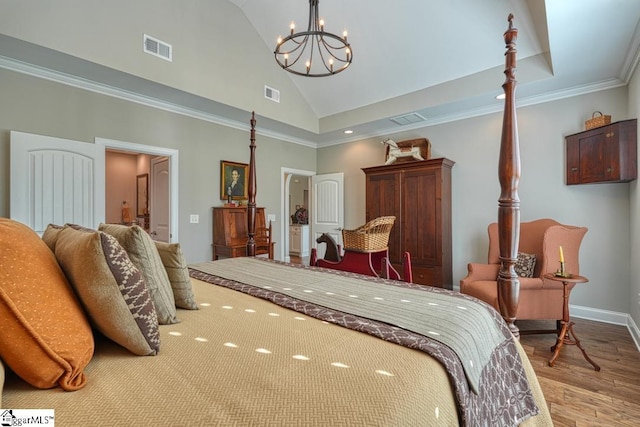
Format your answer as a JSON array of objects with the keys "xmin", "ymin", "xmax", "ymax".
[{"xmin": 461, "ymin": 262, "xmax": 499, "ymax": 283}]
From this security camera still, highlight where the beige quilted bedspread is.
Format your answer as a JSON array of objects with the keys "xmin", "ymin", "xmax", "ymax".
[{"xmin": 2, "ymin": 278, "xmax": 551, "ymax": 426}]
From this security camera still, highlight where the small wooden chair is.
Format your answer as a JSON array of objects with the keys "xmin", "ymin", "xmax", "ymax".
[{"xmin": 255, "ymin": 221, "xmax": 275, "ymax": 259}]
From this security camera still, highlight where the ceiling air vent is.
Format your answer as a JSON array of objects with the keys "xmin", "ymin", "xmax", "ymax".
[
  {"xmin": 264, "ymin": 85, "xmax": 280, "ymax": 103},
  {"xmin": 390, "ymin": 112, "xmax": 427, "ymax": 126},
  {"xmin": 143, "ymin": 34, "xmax": 172, "ymax": 62}
]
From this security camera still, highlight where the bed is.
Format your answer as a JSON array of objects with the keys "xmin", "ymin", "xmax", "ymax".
[{"xmin": 1, "ymin": 15, "xmax": 552, "ymax": 426}]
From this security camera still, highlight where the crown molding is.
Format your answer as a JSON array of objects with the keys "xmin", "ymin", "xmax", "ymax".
[{"xmin": 0, "ymin": 54, "xmax": 629, "ymax": 150}]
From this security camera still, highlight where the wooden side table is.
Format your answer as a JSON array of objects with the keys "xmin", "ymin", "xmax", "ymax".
[{"xmin": 543, "ymin": 273, "xmax": 601, "ymax": 371}]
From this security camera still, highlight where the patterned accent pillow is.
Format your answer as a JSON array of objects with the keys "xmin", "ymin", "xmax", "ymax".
[
  {"xmin": 0, "ymin": 218, "xmax": 94, "ymax": 390},
  {"xmin": 515, "ymin": 252, "xmax": 537, "ymax": 278},
  {"xmin": 99, "ymin": 224, "xmax": 179, "ymax": 324},
  {"xmin": 54, "ymin": 226, "xmax": 160, "ymax": 356},
  {"xmin": 155, "ymin": 241, "xmax": 199, "ymax": 310}
]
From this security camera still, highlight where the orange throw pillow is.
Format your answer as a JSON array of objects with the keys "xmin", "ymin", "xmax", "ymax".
[{"xmin": 0, "ymin": 218, "xmax": 94, "ymax": 390}]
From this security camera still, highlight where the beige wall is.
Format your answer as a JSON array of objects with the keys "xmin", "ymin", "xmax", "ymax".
[
  {"xmin": 0, "ymin": 0, "xmax": 318, "ymax": 133},
  {"xmin": 318, "ymin": 87, "xmax": 632, "ymax": 317},
  {"xmin": 0, "ymin": 67, "xmax": 317, "ymax": 263},
  {"xmin": 0, "ymin": 59, "xmax": 636, "ymax": 324},
  {"xmin": 289, "ymin": 176, "xmax": 309, "ymax": 219},
  {"xmin": 105, "ymin": 151, "xmax": 138, "ymax": 224}
]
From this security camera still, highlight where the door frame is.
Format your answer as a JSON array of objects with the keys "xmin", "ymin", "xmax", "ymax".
[
  {"xmin": 96, "ymin": 137, "xmax": 179, "ymax": 242},
  {"xmin": 281, "ymin": 167, "xmax": 315, "ymax": 262},
  {"xmin": 150, "ymin": 156, "xmax": 170, "ymax": 242}
]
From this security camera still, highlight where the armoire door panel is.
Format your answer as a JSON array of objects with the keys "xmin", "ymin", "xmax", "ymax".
[
  {"xmin": 365, "ymin": 173, "xmax": 401, "ymax": 262},
  {"xmin": 402, "ymin": 171, "xmax": 439, "ymax": 265}
]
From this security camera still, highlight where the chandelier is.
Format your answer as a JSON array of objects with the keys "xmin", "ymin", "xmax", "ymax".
[{"xmin": 274, "ymin": 0, "xmax": 352, "ymax": 77}]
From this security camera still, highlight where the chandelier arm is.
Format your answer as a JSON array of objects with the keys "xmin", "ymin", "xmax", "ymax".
[
  {"xmin": 275, "ymin": 33, "xmax": 310, "ymax": 69},
  {"xmin": 314, "ymin": 38, "xmax": 334, "ymax": 73},
  {"xmin": 317, "ymin": 35, "xmax": 351, "ymax": 63},
  {"xmin": 277, "ymin": 33, "xmax": 311, "ymax": 55}
]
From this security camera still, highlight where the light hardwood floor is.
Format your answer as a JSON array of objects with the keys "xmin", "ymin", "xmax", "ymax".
[
  {"xmin": 519, "ymin": 319, "xmax": 640, "ymax": 427},
  {"xmin": 290, "ymin": 257, "xmax": 640, "ymax": 425}
]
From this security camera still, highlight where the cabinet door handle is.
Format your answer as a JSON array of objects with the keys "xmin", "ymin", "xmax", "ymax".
[
  {"xmin": 606, "ymin": 132, "xmax": 615, "ymax": 138},
  {"xmin": 607, "ymin": 167, "xmax": 613, "ymax": 173},
  {"xmin": 571, "ymin": 167, "xmax": 578, "ymax": 172}
]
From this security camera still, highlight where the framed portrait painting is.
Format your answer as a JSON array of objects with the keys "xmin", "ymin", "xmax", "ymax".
[{"xmin": 220, "ymin": 160, "xmax": 248, "ymax": 200}]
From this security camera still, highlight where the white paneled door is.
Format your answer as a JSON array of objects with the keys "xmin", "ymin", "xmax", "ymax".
[
  {"xmin": 310, "ymin": 173, "xmax": 344, "ymax": 259},
  {"xmin": 10, "ymin": 131, "xmax": 105, "ymax": 234}
]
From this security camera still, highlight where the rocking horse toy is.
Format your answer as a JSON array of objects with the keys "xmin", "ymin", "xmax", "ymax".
[
  {"xmin": 309, "ymin": 217, "xmax": 413, "ymax": 283},
  {"xmin": 315, "ymin": 233, "xmax": 342, "ymax": 262},
  {"xmin": 381, "ymin": 138, "xmax": 424, "ymax": 165}
]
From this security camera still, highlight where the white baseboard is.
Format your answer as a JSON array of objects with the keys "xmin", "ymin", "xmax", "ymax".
[
  {"xmin": 628, "ymin": 315, "xmax": 640, "ymax": 352},
  {"xmin": 570, "ymin": 304, "xmax": 640, "ymax": 352}
]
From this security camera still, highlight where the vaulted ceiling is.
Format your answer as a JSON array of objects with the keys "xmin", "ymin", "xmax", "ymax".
[
  {"xmin": 230, "ymin": 0, "xmax": 640, "ymax": 145},
  {"xmin": 1, "ymin": 0, "xmax": 640, "ymax": 147}
]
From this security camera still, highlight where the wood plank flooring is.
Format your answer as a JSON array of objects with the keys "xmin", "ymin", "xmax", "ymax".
[
  {"xmin": 290, "ymin": 257, "xmax": 640, "ymax": 425},
  {"xmin": 518, "ymin": 319, "xmax": 640, "ymax": 426}
]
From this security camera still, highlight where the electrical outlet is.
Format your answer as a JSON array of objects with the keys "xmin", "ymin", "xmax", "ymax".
[
  {"xmin": 190, "ymin": 214, "xmax": 199, "ymax": 224},
  {"xmin": 267, "ymin": 214, "xmax": 276, "ymax": 222}
]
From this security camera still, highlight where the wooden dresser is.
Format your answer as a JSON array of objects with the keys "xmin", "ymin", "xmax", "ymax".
[
  {"xmin": 362, "ymin": 158, "xmax": 454, "ymax": 289},
  {"xmin": 212, "ymin": 206, "xmax": 266, "ymax": 260}
]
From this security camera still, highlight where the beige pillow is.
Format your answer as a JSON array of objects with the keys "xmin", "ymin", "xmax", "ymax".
[
  {"xmin": 99, "ymin": 224, "xmax": 179, "ymax": 324},
  {"xmin": 155, "ymin": 242, "xmax": 198, "ymax": 310},
  {"xmin": 41, "ymin": 223, "xmax": 66, "ymax": 252},
  {"xmin": 0, "ymin": 218, "xmax": 94, "ymax": 390},
  {"xmin": 55, "ymin": 226, "xmax": 160, "ymax": 356}
]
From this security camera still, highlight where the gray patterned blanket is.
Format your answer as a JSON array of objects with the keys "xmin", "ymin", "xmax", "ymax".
[{"xmin": 189, "ymin": 258, "xmax": 539, "ymax": 426}]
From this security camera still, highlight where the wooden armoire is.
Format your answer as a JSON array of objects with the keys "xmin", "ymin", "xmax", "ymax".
[{"xmin": 362, "ymin": 158, "xmax": 454, "ymax": 289}]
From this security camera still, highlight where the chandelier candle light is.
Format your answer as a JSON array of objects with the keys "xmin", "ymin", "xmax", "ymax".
[{"xmin": 274, "ymin": 0, "xmax": 352, "ymax": 77}]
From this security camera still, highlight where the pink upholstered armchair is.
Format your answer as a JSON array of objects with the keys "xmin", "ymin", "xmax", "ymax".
[{"xmin": 460, "ymin": 219, "xmax": 587, "ymax": 332}]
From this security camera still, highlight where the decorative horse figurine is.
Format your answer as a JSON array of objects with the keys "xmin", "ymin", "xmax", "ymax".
[
  {"xmin": 315, "ymin": 233, "xmax": 342, "ymax": 262},
  {"xmin": 382, "ymin": 138, "xmax": 424, "ymax": 165}
]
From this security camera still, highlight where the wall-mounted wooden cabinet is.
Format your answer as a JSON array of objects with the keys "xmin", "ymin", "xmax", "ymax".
[
  {"xmin": 565, "ymin": 119, "xmax": 637, "ymax": 185},
  {"xmin": 362, "ymin": 158, "xmax": 454, "ymax": 289}
]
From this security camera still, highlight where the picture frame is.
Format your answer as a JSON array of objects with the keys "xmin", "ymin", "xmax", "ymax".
[
  {"xmin": 220, "ymin": 160, "xmax": 249, "ymax": 200},
  {"xmin": 136, "ymin": 173, "xmax": 149, "ymax": 217}
]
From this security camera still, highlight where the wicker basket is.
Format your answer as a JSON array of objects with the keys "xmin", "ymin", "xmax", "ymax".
[
  {"xmin": 585, "ymin": 111, "xmax": 611, "ymax": 130},
  {"xmin": 342, "ymin": 216, "xmax": 396, "ymax": 252}
]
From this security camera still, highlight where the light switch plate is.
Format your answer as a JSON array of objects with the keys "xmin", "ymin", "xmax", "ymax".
[
  {"xmin": 190, "ymin": 214, "xmax": 199, "ymax": 223},
  {"xmin": 267, "ymin": 214, "xmax": 276, "ymax": 222}
]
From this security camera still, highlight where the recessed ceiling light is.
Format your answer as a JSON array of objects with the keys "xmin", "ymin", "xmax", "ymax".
[{"xmin": 343, "ymin": 130, "xmax": 353, "ymax": 134}]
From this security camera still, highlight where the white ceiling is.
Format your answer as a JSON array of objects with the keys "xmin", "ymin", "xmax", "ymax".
[{"xmin": 227, "ymin": 0, "xmax": 640, "ymax": 144}]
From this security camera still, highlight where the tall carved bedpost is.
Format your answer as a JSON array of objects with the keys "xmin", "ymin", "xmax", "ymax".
[
  {"xmin": 497, "ymin": 14, "xmax": 521, "ymax": 338},
  {"xmin": 247, "ymin": 111, "xmax": 257, "ymax": 256}
]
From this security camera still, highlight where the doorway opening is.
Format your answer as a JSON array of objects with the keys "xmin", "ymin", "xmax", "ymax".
[
  {"xmin": 281, "ymin": 167, "xmax": 315, "ymax": 263},
  {"xmin": 96, "ymin": 138, "xmax": 179, "ymax": 242}
]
